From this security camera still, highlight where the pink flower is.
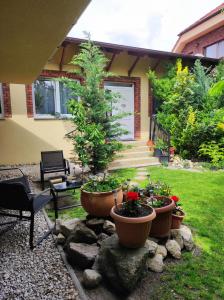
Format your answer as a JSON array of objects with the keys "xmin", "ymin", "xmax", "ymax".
[{"xmin": 170, "ymin": 195, "xmax": 180, "ymax": 202}]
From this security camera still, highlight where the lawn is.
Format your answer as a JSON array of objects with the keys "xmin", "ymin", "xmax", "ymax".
[
  {"xmin": 144, "ymin": 167, "xmax": 224, "ymax": 300},
  {"xmin": 48, "ymin": 166, "xmax": 224, "ymax": 299}
]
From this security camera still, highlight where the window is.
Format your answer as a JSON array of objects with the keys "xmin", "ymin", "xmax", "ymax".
[
  {"xmin": 0, "ymin": 84, "xmax": 3, "ymax": 118},
  {"xmin": 34, "ymin": 78, "xmax": 74, "ymax": 117},
  {"xmin": 205, "ymin": 40, "xmax": 224, "ymax": 58}
]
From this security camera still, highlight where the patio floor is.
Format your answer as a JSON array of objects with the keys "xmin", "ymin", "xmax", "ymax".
[{"xmin": 0, "ymin": 210, "xmax": 80, "ymax": 300}]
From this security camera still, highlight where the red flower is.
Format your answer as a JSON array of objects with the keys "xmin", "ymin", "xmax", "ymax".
[
  {"xmin": 170, "ymin": 195, "xmax": 179, "ymax": 202},
  {"xmin": 127, "ymin": 191, "xmax": 139, "ymax": 201}
]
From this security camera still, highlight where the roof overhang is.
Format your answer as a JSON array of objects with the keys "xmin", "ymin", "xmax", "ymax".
[
  {"xmin": 0, "ymin": 0, "xmax": 90, "ymax": 84},
  {"xmin": 173, "ymin": 12, "xmax": 224, "ymax": 53}
]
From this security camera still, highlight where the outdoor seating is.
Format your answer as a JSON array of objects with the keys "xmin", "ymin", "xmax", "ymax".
[
  {"xmin": 0, "ymin": 168, "xmax": 58, "ymax": 249},
  {"xmin": 40, "ymin": 150, "xmax": 70, "ymax": 190}
]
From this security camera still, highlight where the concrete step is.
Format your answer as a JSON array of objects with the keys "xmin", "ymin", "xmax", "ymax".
[
  {"xmin": 116, "ymin": 151, "xmax": 154, "ymax": 159},
  {"xmin": 109, "ymin": 161, "xmax": 160, "ymax": 171},
  {"xmin": 122, "ymin": 145, "xmax": 150, "ymax": 153},
  {"xmin": 122, "ymin": 140, "xmax": 148, "ymax": 147},
  {"xmin": 109, "ymin": 156, "xmax": 160, "ymax": 170}
]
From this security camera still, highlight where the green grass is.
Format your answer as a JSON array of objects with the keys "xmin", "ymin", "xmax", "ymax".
[
  {"xmin": 145, "ymin": 166, "xmax": 224, "ymax": 300},
  {"xmin": 47, "ymin": 166, "xmax": 224, "ymax": 299}
]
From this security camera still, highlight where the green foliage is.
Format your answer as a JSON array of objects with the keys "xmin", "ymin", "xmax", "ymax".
[
  {"xmin": 62, "ymin": 38, "xmax": 126, "ymax": 173},
  {"xmin": 148, "ymin": 59, "xmax": 224, "ymax": 162},
  {"xmin": 199, "ymin": 140, "xmax": 224, "ymax": 168},
  {"xmin": 144, "ymin": 180, "xmax": 171, "ymax": 196},
  {"xmin": 82, "ymin": 174, "xmax": 123, "ymax": 192},
  {"xmin": 154, "ymin": 138, "xmax": 169, "ymax": 151}
]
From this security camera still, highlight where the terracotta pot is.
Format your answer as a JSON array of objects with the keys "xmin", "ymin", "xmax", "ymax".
[
  {"xmin": 149, "ymin": 197, "xmax": 175, "ymax": 238},
  {"xmin": 81, "ymin": 187, "xmax": 123, "ymax": 217},
  {"xmin": 171, "ymin": 211, "xmax": 185, "ymax": 229},
  {"xmin": 110, "ymin": 204, "xmax": 156, "ymax": 248}
]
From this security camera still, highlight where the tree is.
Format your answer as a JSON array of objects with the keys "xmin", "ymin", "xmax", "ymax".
[{"xmin": 62, "ymin": 38, "xmax": 127, "ymax": 174}]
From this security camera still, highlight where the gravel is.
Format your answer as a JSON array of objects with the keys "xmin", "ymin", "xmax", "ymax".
[{"xmin": 0, "ymin": 211, "xmax": 80, "ymax": 300}]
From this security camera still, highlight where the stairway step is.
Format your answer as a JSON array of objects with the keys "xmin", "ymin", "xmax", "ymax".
[
  {"xmin": 117, "ymin": 151, "xmax": 154, "ymax": 159},
  {"xmin": 109, "ymin": 161, "xmax": 160, "ymax": 171},
  {"xmin": 122, "ymin": 140, "xmax": 148, "ymax": 147},
  {"xmin": 109, "ymin": 157, "xmax": 160, "ymax": 170},
  {"xmin": 122, "ymin": 145, "xmax": 150, "ymax": 153}
]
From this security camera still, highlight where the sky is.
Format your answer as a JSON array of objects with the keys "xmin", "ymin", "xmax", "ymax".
[{"xmin": 68, "ymin": 0, "xmax": 223, "ymax": 52}]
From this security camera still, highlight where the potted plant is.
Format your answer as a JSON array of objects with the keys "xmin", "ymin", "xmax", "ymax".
[
  {"xmin": 144, "ymin": 181, "xmax": 175, "ymax": 238},
  {"xmin": 81, "ymin": 174, "xmax": 123, "ymax": 217},
  {"xmin": 154, "ymin": 138, "xmax": 169, "ymax": 157},
  {"xmin": 170, "ymin": 195, "xmax": 185, "ymax": 229},
  {"xmin": 110, "ymin": 189, "xmax": 156, "ymax": 248}
]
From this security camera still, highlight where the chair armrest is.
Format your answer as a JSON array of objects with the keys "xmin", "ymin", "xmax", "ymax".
[
  {"xmin": 64, "ymin": 159, "xmax": 70, "ymax": 173},
  {"xmin": 32, "ymin": 188, "xmax": 52, "ymax": 200}
]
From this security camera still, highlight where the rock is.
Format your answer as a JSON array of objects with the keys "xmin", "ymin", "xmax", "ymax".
[
  {"xmin": 92, "ymin": 255, "xmax": 100, "ymax": 271},
  {"xmin": 171, "ymin": 229, "xmax": 184, "ymax": 249},
  {"xmin": 145, "ymin": 240, "xmax": 158, "ymax": 257},
  {"xmin": 60, "ymin": 219, "xmax": 80, "ymax": 238},
  {"xmin": 156, "ymin": 245, "xmax": 167, "ymax": 258},
  {"xmin": 147, "ymin": 254, "xmax": 164, "ymax": 273},
  {"xmin": 75, "ymin": 223, "xmax": 98, "ymax": 244},
  {"xmin": 54, "ymin": 219, "xmax": 62, "ymax": 235},
  {"xmin": 56, "ymin": 233, "xmax": 66, "ymax": 245},
  {"xmin": 82, "ymin": 269, "xmax": 102, "ymax": 289},
  {"xmin": 97, "ymin": 234, "xmax": 149, "ymax": 294},
  {"xmin": 66, "ymin": 243, "xmax": 99, "ymax": 269},
  {"xmin": 97, "ymin": 233, "xmax": 109, "ymax": 246},
  {"xmin": 86, "ymin": 218, "xmax": 105, "ymax": 234},
  {"xmin": 166, "ymin": 240, "xmax": 181, "ymax": 259},
  {"xmin": 103, "ymin": 220, "xmax": 116, "ymax": 235},
  {"xmin": 179, "ymin": 225, "xmax": 194, "ymax": 251}
]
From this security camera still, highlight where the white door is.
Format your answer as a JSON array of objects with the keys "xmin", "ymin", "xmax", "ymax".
[{"xmin": 104, "ymin": 82, "xmax": 134, "ymax": 140}]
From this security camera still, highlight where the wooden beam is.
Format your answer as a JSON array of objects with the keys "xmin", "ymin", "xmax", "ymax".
[
  {"xmin": 106, "ymin": 53, "xmax": 117, "ymax": 72},
  {"xmin": 128, "ymin": 56, "xmax": 141, "ymax": 77},
  {"xmin": 59, "ymin": 44, "xmax": 67, "ymax": 71},
  {"xmin": 151, "ymin": 59, "xmax": 160, "ymax": 71}
]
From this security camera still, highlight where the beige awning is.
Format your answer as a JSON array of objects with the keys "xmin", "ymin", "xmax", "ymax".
[{"xmin": 0, "ymin": 0, "xmax": 90, "ymax": 83}]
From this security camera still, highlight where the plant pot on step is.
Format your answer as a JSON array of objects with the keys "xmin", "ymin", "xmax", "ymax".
[
  {"xmin": 159, "ymin": 155, "xmax": 169, "ymax": 164},
  {"xmin": 110, "ymin": 203, "xmax": 156, "ymax": 248},
  {"xmin": 154, "ymin": 148, "xmax": 162, "ymax": 157},
  {"xmin": 149, "ymin": 196, "xmax": 175, "ymax": 238},
  {"xmin": 81, "ymin": 187, "xmax": 123, "ymax": 217},
  {"xmin": 171, "ymin": 210, "xmax": 185, "ymax": 229}
]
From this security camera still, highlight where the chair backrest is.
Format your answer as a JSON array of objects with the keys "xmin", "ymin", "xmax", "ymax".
[
  {"xmin": 0, "ymin": 182, "xmax": 32, "ymax": 211},
  {"xmin": 0, "ymin": 175, "xmax": 31, "ymax": 194},
  {"xmin": 41, "ymin": 150, "xmax": 65, "ymax": 170}
]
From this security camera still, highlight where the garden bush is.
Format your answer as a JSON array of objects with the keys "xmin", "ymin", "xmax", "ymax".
[{"xmin": 147, "ymin": 59, "xmax": 224, "ymax": 165}]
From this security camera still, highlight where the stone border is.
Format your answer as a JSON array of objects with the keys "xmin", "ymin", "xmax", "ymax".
[{"xmin": 42, "ymin": 209, "xmax": 88, "ymax": 300}]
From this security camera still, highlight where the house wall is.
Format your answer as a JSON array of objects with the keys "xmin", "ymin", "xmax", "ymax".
[
  {"xmin": 182, "ymin": 26, "xmax": 224, "ymax": 55},
  {"xmin": 0, "ymin": 52, "xmax": 152, "ymax": 165}
]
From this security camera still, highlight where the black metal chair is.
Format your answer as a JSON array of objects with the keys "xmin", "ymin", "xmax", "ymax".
[
  {"xmin": 40, "ymin": 150, "xmax": 70, "ymax": 190},
  {"xmin": 0, "ymin": 168, "xmax": 58, "ymax": 249}
]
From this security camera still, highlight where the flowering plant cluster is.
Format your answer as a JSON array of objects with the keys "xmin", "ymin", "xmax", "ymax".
[{"xmin": 170, "ymin": 195, "xmax": 184, "ymax": 216}]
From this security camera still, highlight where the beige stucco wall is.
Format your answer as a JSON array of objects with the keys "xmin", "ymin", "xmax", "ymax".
[
  {"xmin": 0, "ymin": 84, "xmax": 75, "ymax": 164},
  {"xmin": 0, "ymin": 52, "xmax": 152, "ymax": 164}
]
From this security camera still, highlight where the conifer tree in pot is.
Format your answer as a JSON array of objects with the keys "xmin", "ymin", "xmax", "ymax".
[{"xmin": 62, "ymin": 36, "xmax": 127, "ymax": 216}]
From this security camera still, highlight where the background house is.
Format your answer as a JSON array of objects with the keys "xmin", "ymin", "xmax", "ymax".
[
  {"xmin": 0, "ymin": 38, "xmax": 218, "ymax": 165},
  {"xmin": 173, "ymin": 3, "xmax": 224, "ymax": 58}
]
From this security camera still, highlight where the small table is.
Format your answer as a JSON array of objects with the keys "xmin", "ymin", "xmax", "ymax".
[{"xmin": 49, "ymin": 177, "xmax": 83, "ymax": 212}]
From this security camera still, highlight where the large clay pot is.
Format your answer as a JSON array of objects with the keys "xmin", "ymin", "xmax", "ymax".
[
  {"xmin": 110, "ymin": 204, "xmax": 156, "ymax": 248},
  {"xmin": 150, "ymin": 197, "xmax": 175, "ymax": 238},
  {"xmin": 171, "ymin": 211, "xmax": 185, "ymax": 229},
  {"xmin": 81, "ymin": 187, "xmax": 123, "ymax": 217}
]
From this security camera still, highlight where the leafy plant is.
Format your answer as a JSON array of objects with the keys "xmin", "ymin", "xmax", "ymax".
[
  {"xmin": 82, "ymin": 174, "xmax": 122, "ymax": 192},
  {"xmin": 62, "ymin": 37, "xmax": 127, "ymax": 174},
  {"xmin": 154, "ymin": 138, "xmax": 169, "ymax": 152},
  {"xmin": 144, "ymin": 180, "xmax": 171, "ymax": 197},
  {"xmin": 199, "ymin": 140, "xmax": 224, "ymax": 168},
  {"xmin": 148, "ymin": 59, "xmax": 224, "ymax": 162}
]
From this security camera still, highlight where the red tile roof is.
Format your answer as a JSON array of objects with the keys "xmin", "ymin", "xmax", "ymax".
[{"xmin": 179, "ymin": 3, "xmax": 224, "ymax": 35}]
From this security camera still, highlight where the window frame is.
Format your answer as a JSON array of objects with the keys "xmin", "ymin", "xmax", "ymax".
[
  {"xmin": 204, "ymin": 40, "xmax": 224, "ymax": 59},
  {"xmin": 33, "ymin": 78, "xmax": 75, "ymax": 119},
  {"xmin": 0, "ymin": 83, "xmax": 4, "ymax": 119}
]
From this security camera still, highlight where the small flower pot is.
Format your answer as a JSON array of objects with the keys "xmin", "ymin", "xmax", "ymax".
[
  {"xmin": 154, "ymin": 148, "xmax": 162, "ymax": 157},
  {"xmin": 110, "ymin": 204, "xmax": 156, "ymax": 248},
  {"xmin": 171, "ymin": 211, "xmax": 185, "ymax": 229},
  {"xmin": 81, "ymin": 187, "xmax": 123, "ymax": 217},
  {"xmin": 159, "ymin": 155, "xmax": 169, "ymax": 164},
  {"xmin": 149, "ymin": 197, "xmax": 175, "ymax": 238}
]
